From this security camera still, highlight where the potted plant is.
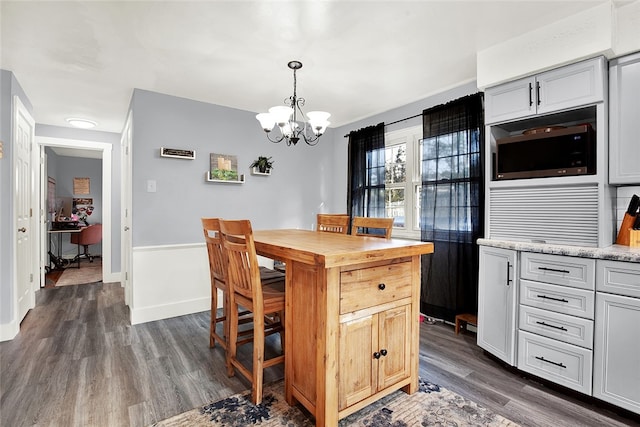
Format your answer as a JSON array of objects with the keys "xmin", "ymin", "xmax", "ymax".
[{"xmin": 250, "ymin": 156, "xmax": 274, "ymax": 174}]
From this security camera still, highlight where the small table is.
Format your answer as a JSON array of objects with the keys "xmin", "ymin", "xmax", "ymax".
[
  {"xmin": 455, "ymin": 313, "xmax": 477, "ymax": 335},
  {"xmin": 48, "ymin": 228, "xmax": 81, "ymax": 270}
]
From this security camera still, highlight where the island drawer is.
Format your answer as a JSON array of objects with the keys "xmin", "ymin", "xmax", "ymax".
[
  {"xmin": 521, "ymin": 279, "xmax": 595, "ymax": 319},
  {"xmin": 521, "ymin": 252, "xmax": 595, "ymax": 290},
  {"xmin": 518, "ymin": 330, "xmax": 593, "ymax": 395},
  {"xmin": 340, "ymin": 262, "xmax": 412, "ymax": 314},
  {"xmin": 519, "ymin": 305, "xmax": 593, "ymax": 349}
]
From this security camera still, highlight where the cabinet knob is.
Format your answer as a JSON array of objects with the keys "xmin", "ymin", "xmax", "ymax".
[
  {"xmin": 380, "ymin": 349, "xmax": 388, "ymax": 357},
  {"xmin": 378, "ymin": 283, "xmax": 386, "ymax": 290},
  {"xmin": 373, "ymin": 352, "xmax": 381, "ymax": 359}
]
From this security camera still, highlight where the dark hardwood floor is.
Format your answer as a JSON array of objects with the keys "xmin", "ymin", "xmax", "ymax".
[{"xmin": 1, "ymin": 282, "xmax": 638, "ymax": 427}]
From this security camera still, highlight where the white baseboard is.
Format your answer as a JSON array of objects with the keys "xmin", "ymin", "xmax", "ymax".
[
  {"xmin": 0, "ymin": 320, "xmax": 18, "ymax": 342},
  {"xmin": 131, "ymin": 296, "xmax": 210, "ymax": 325}
]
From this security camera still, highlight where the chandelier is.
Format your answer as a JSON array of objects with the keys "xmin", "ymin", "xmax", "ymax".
[{"xmin": 256, "ymin": 60, "xmax": 330, "ymax": 146}]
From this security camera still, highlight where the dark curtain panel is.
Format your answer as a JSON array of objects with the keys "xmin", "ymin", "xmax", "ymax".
[
  {"xmin": 420, "ymin": 93, "xmax": 484, "ymax": 322},
  {"xmin": 347, "ymin": 123, "xmax": 386, "ymax": 220}
]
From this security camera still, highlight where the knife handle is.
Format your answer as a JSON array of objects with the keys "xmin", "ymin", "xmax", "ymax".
[
  {"xmin": 634, "ymin": 215, "xmax": 640, "ymax": 230},
  {"xmin": 628, "ymin": 194, "xmax": 640, "ymax": 216}
]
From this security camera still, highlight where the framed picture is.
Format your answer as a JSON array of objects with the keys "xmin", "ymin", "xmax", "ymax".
[{"xmin": 209, "ymin": 153, "xmax": 240, "ymax": 181}]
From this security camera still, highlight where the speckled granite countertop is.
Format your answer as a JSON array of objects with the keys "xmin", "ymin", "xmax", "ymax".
[{"xmin": 477, "ymin": 239, "xmax": 640, "ymax": 263}]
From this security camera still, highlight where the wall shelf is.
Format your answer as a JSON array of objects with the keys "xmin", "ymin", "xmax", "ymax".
[
  {"xmin": 251, "ymin": 167, "xmax": 271, "ymax": 176},
  {"xmin": 205, "ymin": 172, "xmax": 244, "ymax": 184}
]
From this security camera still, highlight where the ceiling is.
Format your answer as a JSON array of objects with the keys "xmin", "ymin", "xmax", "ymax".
[{"xmin": 1, "ymin": 1, "xmax": 608, "ymax": 135}]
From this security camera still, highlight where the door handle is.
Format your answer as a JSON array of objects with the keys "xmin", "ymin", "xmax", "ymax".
[
  {"xmin": 506, "ymin": 261, "xmax": 513, "ymax": 286},
  {"xmin": 18, "ymin": 227, "xmax": 26, "ymax": 233},
  {"xmin": 124, "ymin": 226, "xmax": 130, "ymax": 231}
]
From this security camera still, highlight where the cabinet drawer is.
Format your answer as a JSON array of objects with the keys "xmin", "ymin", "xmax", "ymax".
[
  {"xmin": 519, "ymin": 305, "xmax": 593, "ymax": 349},
  {"xmin": 340, "ymin": 262, "xmax": 412, "ymax": 314},
  {"xmin": 597, "ymin": 260, "xmax": 640, "ymax": 298},
  {"xmin": 521, "ymin": 252, "xmax": 595, "ymax": 290},
  {"xmin": 521, "ymin": 279, "xmax": 594, "ymax": 319},
  {"xmin": 518, "ymin": 330, "xmax": 593, "ymax": 395}
]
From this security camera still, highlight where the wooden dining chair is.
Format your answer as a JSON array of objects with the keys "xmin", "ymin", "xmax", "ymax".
[
  {"xmin": 316, "ymin": 213, "xmax": 350, "ymax": 234},
  {"xmin": 201, "ymin": 218, "xmax": 284, "ymax": 350},
  {"xmin": 351, "ymin": 216, "xmax": 394, "ymax": 239},
  {"xmin": 219, "ymin": 219, "xmax": 286, "ymax": 405}
]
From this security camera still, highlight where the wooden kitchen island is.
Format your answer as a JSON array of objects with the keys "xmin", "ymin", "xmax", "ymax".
[{"xmin": 253, "ymin": 229, "xmax": 434, "ymax": 427}]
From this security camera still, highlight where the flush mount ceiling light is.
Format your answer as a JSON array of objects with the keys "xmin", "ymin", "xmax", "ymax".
[
  {"xmin": 66, "ymin": 118, "xmax": 97, "ymax": 129},
  {"xmin": 256, "ymin": 60, "xmax": 330, "ymax": 146}
]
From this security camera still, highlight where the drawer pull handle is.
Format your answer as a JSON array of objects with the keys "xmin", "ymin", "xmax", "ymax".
[
  {"xmin": 536, "ymin": 321, "xmax": 568, "ymax": 331},
  {"xmin": 538, "ymin": 266, "xmax": 570, "ymax": 274},
  {"xmin": 378, "ymin": 283, "xmax": 386, "ymax": 290},
  {"xmin": 537, "ymin": 294, "xmax": 569, "ymax": 303},
  {"xmin": 535, "ymin": 356, "xmax": 566, "ymax": 368}
]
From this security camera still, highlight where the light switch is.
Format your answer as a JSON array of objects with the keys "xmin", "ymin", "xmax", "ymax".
[{"xmin": 146, "ymin": 179, "xmax": 157, "ymax": 193}]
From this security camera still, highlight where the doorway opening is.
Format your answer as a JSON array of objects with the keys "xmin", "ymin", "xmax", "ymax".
[{"xmin": 35, "ymin": 137, "xmax": 113, "ymax": 289}]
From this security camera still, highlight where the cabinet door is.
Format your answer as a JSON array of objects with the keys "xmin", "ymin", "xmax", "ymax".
[
  {"xmin": 593, "ymin": 293, "xmax": 640, "ymax": 415},
  {"xmin": 536, "ymin": 57, "xmax": 605, "ymax": 115},
  {"xmin": 484, "ymin": 76, "xmax": 535, "ymax": 124},
  {"xmin": 609, "ymin": 52, "xmax": 640, "ymax": 184},
  {"xmin": 339, "ymin": 314, "xmax": 377, "ymax": 410},
  {"xmin": 378, "ymin": 304, "xmax": 411, "ymax": 389},
  {"xmin": 477, "ymin": 246, "xmax": 518, "ymax": 365}
]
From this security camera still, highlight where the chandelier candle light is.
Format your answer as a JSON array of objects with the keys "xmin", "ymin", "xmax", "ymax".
[{"xmin": 256, "ymin": 60, "xmax": 330, "ymax": 146}]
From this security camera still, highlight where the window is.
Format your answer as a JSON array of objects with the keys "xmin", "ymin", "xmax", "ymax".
[{"xmin": 384, "ymin": 125, "xmax": 422, "ymax": 239}]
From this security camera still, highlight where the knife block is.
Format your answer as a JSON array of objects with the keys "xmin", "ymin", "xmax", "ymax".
[{"xmin": 616, "ymin": 213, "xmax": 636, "ymax": 246}]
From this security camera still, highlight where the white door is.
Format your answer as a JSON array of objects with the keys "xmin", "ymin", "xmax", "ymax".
[
  {"xmin": 121, "ymin": 111, "xmax": 133, "ymax": 307},
  {"xmin": 14, "ymin": 95, "xmax": 35, "ymax": 322}
]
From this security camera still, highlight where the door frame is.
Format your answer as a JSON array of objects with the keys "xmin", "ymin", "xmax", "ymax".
[{"xmin": 36, "ymin": 137, "xmax": 114, "ymax": 287}]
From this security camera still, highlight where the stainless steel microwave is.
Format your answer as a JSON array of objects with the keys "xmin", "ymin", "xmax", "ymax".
[{"xmin": 495, "ymin": 124, "xmax": 596, "ymax": 180}]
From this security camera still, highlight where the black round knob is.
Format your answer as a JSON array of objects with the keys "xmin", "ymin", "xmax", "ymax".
[
  {"xmin": 380, "ymin": 349, "xmax": 388, "ymax": 357},
  {"xmin": 373, "ymin": 352, "xmax": 381, "ymax": 359},
  {"xmin": 378, "ymin": 283, "xmax": 386, "ymax": 290}
]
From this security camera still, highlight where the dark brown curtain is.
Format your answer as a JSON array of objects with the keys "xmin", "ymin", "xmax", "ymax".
[
  {"xmin": 347, "ymin": 123, "xmax": 386, "ymax": 220},
  {"xmin": 420, "ymin": 93, "xmax": 484, "ymax": 322}
]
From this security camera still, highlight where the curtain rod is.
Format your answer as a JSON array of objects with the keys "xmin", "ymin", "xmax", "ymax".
[{"xmin": 343, "ymin": 113, "xmax": 422, "ymax": 138}]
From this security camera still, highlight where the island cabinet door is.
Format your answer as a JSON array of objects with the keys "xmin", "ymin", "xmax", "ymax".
[
  {"xmin": 339, "ymin": 314, "xmax": 377, "ymax": 410},
  {"xmin": 338, "ymin": 304, "xmax": 411, "ymax": 411},
  {"xmin": 377, "ymin": 304, "xmax": 411, "ymax": 389}
]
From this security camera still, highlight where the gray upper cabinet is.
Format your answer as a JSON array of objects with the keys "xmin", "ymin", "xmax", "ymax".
[
  {"xmin": 485, "ymin": 57, "xmax": 605, "ymax": 124},
  {"xmin": 609, "ymin": 52, "xmax": 640, "ymax": 185}
]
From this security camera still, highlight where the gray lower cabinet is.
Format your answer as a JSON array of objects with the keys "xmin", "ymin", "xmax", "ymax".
[
  {"xmin": 478, "ymin": 246, "xmax": 640, "ymax": 415},
  {"xmin": 477, "ymin": 246, "xmax": 517, "ymax": 366},
  {"xmin": 609, "ymin": 52, "xmax": 640, "ymax": 184},
  {"xmin": 593, "ymin": 260, "xmax": 640, "ymax": 415},
  {"xmin": 516, "ymin": 252, "xmax": 595, "ymax": 394}
]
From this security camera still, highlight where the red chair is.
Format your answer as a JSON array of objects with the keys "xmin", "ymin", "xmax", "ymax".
[{"xmin": 70, "ymin": 224, "xmax": 102, "ymax": 264}]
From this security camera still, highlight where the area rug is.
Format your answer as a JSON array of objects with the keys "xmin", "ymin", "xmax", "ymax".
[
  {"xmin": 151, "ymin": 378, "xmax": 520, "ymax": 426},
  {"xmin": 55, "ymin": 260, "xmax": 102, "ymax": 286}
]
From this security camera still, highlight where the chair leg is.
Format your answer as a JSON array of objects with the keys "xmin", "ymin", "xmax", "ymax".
[
  {"xmin": 210, "ymin": 286, "xmax": 217, "ymax": 348},
  {"xmin": 252, "ymin": 314, "xmax": 265, "ymax": 405},
  {"xmin": 226, "ymin": 301, "xmax": 238, "ymax": 377}
]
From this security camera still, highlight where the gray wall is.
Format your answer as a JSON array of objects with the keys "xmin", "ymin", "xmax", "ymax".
[
  {"xmin": 0, "ymin": 70, "xmax": 33, "ymax": 324},
  {"xmin": 130, "ymin": 89, "xmax": 338, "ymax": 247}
]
